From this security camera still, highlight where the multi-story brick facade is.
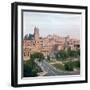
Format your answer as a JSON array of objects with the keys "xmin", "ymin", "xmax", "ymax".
[{"xmin": 23, "ymin": 27, "xmax": 80, "ymax": 61}]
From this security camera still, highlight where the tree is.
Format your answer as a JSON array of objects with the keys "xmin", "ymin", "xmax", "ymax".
[
  {"xmin": 31, "ymin": 52, "xmax": 44, "ymax": 62},
  {"xmin": 24, "ymin": 60, "xmax": 39, "ymax": 77},
  {"xmin": 24, "ymin": 61, "xmax": 33, "ymax": 77},
  {"xmin": 68, "ymin": 49, "xmax": 80, "ymax": 58},
  {"xmin": 47, "ymin": 55, "xmax": 50, "ymax": 61},
  {"xmin": 64, "ymin": 61, "xmax": 73, "ymax": 71},
  {"xmin": 77, "ymin": 49, "xmax": 80, "ymax": 56},
  {"xmin": 73, "ymin": 61, "xmax": 80, "ymax": 68},
  {"xmin": 23, "ymin": 52, "xmax": 44, "ymax": 77},
  {"xmin": 24, "ymin": 33, "xmax": 34, "ymax": 40},
  {"xmin": 64, "ymin": 60, "xmax": 80, "ymax": 71},
  {"xmin": 24, "ymin": 34, "xmax": 28, "ymax": 40},
  {"xmin": 24, "ymin": 64, "xmax": 32, "ymax": 77},
  {"xmin": 28, "ymin": 34, "xmax": 34, "ymax": 40},
  {"xmin": 55, "ymin": 50, "xmax": 68, "ymax": 60}
]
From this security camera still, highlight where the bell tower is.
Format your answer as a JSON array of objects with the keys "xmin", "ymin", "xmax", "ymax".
[
  {"xmin": 34, "ymin": 26, "xmax": 39, "ymax": 41},
  {"xmin": 34, "ymin": 27, "xmax": 40, "ymax": 50}
]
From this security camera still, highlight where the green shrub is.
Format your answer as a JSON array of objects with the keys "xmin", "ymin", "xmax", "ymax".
[
  {"xmin": 64, "ymin": 60, "xmax": 80, "ymax": 71},
  {"xmin": 73, "ymin": 61, "xmax": 80, "ymax": 68},
  {"xmin": 24, "ymin": 62, "xmax": 33, "ymax": 77},
  {"xmin": 64, "ymin": 61, "xmax": 73, "ymax": 71},
  {"xmin": 24, "ymin": 60, "xmax": 38, "ymax": 77}
]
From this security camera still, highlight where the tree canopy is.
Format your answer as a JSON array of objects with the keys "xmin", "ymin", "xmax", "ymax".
[
  {"xmin": 24, "ymin": 33, "xmax": 34, "ymax": 40},
  {"xmin": 31, "ymin": 52, "xmax": 44, "ymax": 62}
]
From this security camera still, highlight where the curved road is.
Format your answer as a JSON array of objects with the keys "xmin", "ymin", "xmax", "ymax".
[{"xmin": 35, "ymin": 60, "xmax": 80, "ymax": 76}]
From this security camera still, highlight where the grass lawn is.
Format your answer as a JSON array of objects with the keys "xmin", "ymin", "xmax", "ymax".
[
  {"xmin": 51, "ymin": 59, "xmax": 80, "ymax": 71},
  {"xmin": 52, "ymin": 63, "xmax": 65, "ymax": 70}
]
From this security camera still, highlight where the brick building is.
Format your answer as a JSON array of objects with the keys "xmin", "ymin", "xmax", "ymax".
[{"xmin": 23, "ymin": 27, "xmax": 80, "ymax": 61}]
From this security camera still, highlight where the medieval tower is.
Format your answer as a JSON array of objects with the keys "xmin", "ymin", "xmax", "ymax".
[{"xmin": 34, "ymin": 27, "xmax": 39, "ymax": 41}]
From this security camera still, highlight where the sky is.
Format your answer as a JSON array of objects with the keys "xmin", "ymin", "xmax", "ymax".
[{"xmin": 23, "ymin": 11, "xmax": 81, "ymax": 39}]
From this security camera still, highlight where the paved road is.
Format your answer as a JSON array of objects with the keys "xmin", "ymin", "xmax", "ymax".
[
  {"xmin": 41, "ymin": 60, "xmax": 59, "ymax": 76},
  {"xmin": 35, "ymin": 60, "xmax": 80, "ymax": 76}
]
